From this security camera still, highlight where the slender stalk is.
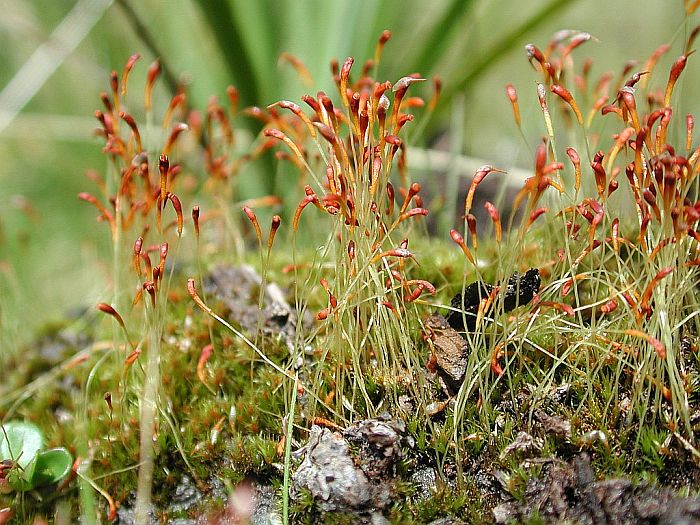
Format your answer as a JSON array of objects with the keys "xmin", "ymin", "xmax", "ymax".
[
  {"xmin": 134, "ymin": 315, "xmax": 161, "ymax": 523},
  {"xmin": 282, "ymin": 374, "xmax": 298, "ymax": 525}
]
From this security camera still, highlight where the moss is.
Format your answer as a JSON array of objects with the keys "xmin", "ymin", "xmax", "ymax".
[{"xmin": 389, "ymin": 480, "xmax": 488, "ymax": 524}]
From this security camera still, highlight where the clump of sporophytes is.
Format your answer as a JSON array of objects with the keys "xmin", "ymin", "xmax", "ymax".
[
  {"xmin": 462, "ymin": 25, "xmax": 700, "ymax": 437},
  {"xmin": 78, "ymin": 54, "xmax": 192, "ymax": 522},
  {"xmin": 84, "ymin": 53, "xmax": 277, "ymax": 370},
  {"xmin": 79, "ymin": 54, "xmax": 262, "ymax": 522},
  {"xmin": 188, "ymin": 31, "xmax": 444, "ymax": 422},
  {"xmin": 265, "ymin": 32, "xmax": 443, "ymax": 419},
  {"xmin": 83, "ymin": 56, "xmax": 196, "ymax": 402}
]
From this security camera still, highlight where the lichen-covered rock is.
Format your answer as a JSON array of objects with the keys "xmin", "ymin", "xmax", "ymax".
[
  {"xmin": 411, "ymin": 467, "xmax": 438, "ymax": 501},
  {"xmin": 203, "ymin": 265, "xmax": 306, "ymax": 348},
  {"xmin": 292, "ymin": 425, "xmax": 374, "ymax": 512},
  {"xmin": 427, "ymin": 519, "xmax": 467, "ymax": 525},
  {"xmin": 343, "ymin": 416, "xmax": 405, "ymax": 478},
  {"xmin": 535, "ymin": 410, "xmax": 571, "ymax": 439},
  {"xmin": 292, "ymin": 417, "xmax": 407, "ymax": 514},
  {"xmin": 499, "ymin": 431, "xmax": 542, "ymax": 459},
  {"xmin": 494, "ymin": 454, "xmax": 700, "ymax": 524}
]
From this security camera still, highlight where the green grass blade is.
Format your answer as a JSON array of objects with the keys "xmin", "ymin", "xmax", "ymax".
[
  {"xmin": 195, "ymin": 0, "xmax": 263, "ymax": 108},
  {"xmin": 410, "ymin": 0, "xmax": 477, "ymax": 77}
]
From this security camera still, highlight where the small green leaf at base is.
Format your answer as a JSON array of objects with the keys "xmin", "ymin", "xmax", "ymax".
[
  {"xmin": 30, "ymin": 448, "xmax": 73, "ymax": 487},
  {"xmin": 1, "ymin": 422, "xmax": 73, "ymax": 491},
  {"xmin": 0, "ymin": 421, "xmax": 44, "ymax": 470}
]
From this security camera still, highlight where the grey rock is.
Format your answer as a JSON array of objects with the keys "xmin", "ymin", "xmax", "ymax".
[
  {"xmin": 292, "ymin": 417, "xmax": 406, "ymax": 513},
  {"xmin": 495, "ymin": 453, "xmax": 700, "ymax": 524},
  {"xmin": 115, "ymin": 501, "xmax": 157, "ymax": 525},
  {"xmin": 535, "ymin": 411, "xmax": 571, "ymax": 438},
  {"xmin": 203, "ymin": 265, "xmax": 307, "ymax": 348},
  {"xmin": 292, "ymin": 426, "xmax": 374, "ymax": 512},
  {"xmin": 427, "ymin": 519, "xmax": 467, "ymax": 525},
  {"xmin": 500, "ymin": 431, "xmax": 542, "ymax": 459},
  {"xmin": 343, "ymin": 416, "xmax": 405, "ymax": 478}
]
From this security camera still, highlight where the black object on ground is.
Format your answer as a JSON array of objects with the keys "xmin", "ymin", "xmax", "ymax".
[{"xmin": 445, "ymin": 268, "xmax": 541, "ymax": 332}]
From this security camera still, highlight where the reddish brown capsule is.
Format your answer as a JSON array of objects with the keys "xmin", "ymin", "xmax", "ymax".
[
  {"xmin": 525, "ymin": 43, "xmax": 546, "ymax": 68},
  {"xmin": 167, "ymin": 193, "xmax": 183, "ymax": 236},
  {"xmin": 600, "ymin": 299, "xmax": 618, "ymax": 313},
  {"xmin": 466, "ymin": 214, "xmax": 477, "ymax": 249},
  {"xmin": 120, "ymin": 53, "xmax": 140, "ymax": 97},
  {"xmin": 465, "ymin": 165, "xmax": 505, "ymax": 214},
  {"xmin": 398, "ymin": 208, "xmax": 428, "ymax": 222},
  {"xmin": 134, "ymin": 236, "xmax": 144, "ymax": 276},
  {"xmin": 639, "ymin": 266, "xmax": 674, "ymax": 315},
  {"xmin": 268, "ymin": 215, "xmax": 281, "ymax": 251},
  {"xmin": 611, "ymin": 218, "xmax": 620, "ymax": 253},
  {"xmin": 528, "ymin": 207, "xmax": 548, "ymax": 227},
  {"xmin": 483, "ymin": 202, "xmax": 502, "ymax": 242},
  {"xmin": 158, "ymin": 154, "xmax": 169, "ymax": 206},
  {"xmin": 163, "ymin": 93, "xmax": 186, "ymax": 130},
  {"xmin": 664, "ymin": 53, "xmax": 692, "ymax": 107},
  {"xmin": 192, "ymin": 206, "xmax": 200, "ymax": 238},
  {"xmin": 386, "ymin": 183, "xmax": 395, "ymax": 216},
  {"xmin": 625, "ymin": 329, "xmax": 666, "ymax": 359},
  {"xmin": 97, "ymin": 303, "xmax": 126, "ymax": 330},
  {"xmin": 242, "ymin": 205, "xmax": 262, "ymax": 243},
  {"xmin": 405, "ymin": 283, "xmax": 426, "ymax": 303},
  {"xmin": 400, "ymin": 182, "xmax": 421, "ymax": 213},
  {"xmin": 505, "ymin": 84, "xmax": 521, "ymax": 127},
  {"xmin": 188, "ymin": 278, "xmax": 212, "ymax": 314},
  {"xmin": 143, "ymin": 281, "xmax": 156, "ymax": 308},
  {"xmin": 158, "ymin": 242, "xmax": 168, "ymax": 280},
  {"xmin": 551, "ymin": 84, "xmax": 583, "ymax": 125},
  {"xmin": 120, "ymin": 112, "xmax": 142, "ymax": 151},
  {"xmin": 566, "ymin": 147, "xmax": 582, "ymax": 193},
  {"xmin": 687, "ymin": 114, "xmax": 694, "ymax": 151},
  {"xmin": 293, "ymin": 194, "xmax": 318, "ymax": 231},
  {"xmin": 197, "ymin": 344, "xmax": 214, "ymax": 385},
  {"xmin": 278, "ymin": 52, "xmax": 313, "ymax": 87},
  {"xmin": 163, "ymin": 123, "xmax": 188, "ymax": 156},
  {"xmin": 339, "ymin": 57, "xmax": 354, "ymax": 107},
  {"xmin": 226, "ymin": 85, "xmax": 239, "ymax": 116},
  {"xmin": 450, "ymin": 229, "xmax": 475, "ymax": 264},
  {"xmin": 104, "ymin": 391, "xmax": 113, "ymax": 412},
  {"xmin": 428, "ymin": 75, "xmax": 442, "ymax": 112},
  {"xmin": 145, "ymin": 60, "xmax": 161, "ymax": 112}
]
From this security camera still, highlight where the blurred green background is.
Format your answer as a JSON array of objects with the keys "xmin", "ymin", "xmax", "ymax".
[{"xmin": 0, "ymin": 0, "xmax": 697, "ymax": 342}]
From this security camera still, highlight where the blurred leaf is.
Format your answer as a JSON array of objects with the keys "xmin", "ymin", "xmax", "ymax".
[
  {"xmin": 410, "ymin": 0, "xmax": 477, "ymax": 77},
  {"xmin": 189, "ymin": 0, "xmax": 578, "ymax": 137},
  {"xmin": 196, "ymin": 0, "xmax": 270, "ymax": 109},
  {"xmin": 441, "ymin": 0, "xmax": 573, "ymax": 101}
]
